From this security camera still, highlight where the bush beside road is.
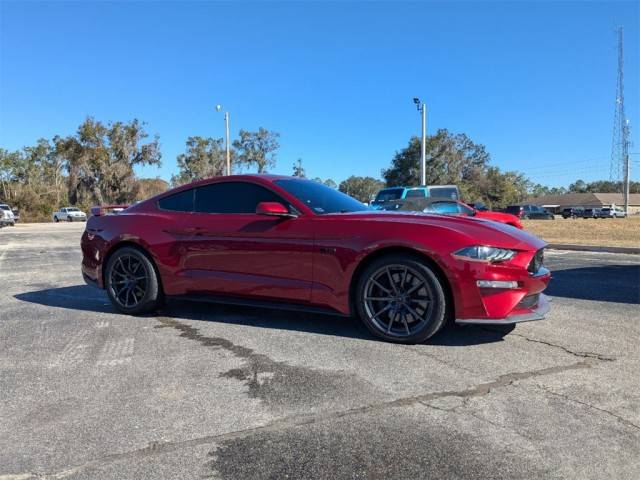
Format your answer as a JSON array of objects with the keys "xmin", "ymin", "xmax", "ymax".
[{"xmin": 523, "ymin": 216, "xmax": 640, "ymax": 248}]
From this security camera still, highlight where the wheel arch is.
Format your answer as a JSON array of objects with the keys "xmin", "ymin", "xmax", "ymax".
[
  {"xmin": 102, "ymin": 240, "xmax": 164, "ymax": 295},
  {"xmin": 348, "ymin": 246, "xmax": 455, "ymax": 320}
]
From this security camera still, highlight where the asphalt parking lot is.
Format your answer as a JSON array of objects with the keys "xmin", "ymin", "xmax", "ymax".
[{"xmin": 1, "ymin": 223, "xmax": 639, "ymax": 479}]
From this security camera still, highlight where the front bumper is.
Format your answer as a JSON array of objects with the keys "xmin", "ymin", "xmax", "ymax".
[{"xmin": 456, "ymin": 294, "xmax": 551, "ymax": 325}]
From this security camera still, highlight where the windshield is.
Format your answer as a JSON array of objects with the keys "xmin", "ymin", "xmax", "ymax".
[
  {"xmin": 274, "ymin": 179, "xmax": 369, "ymax": 215},
  {"xmin": 67, "ymin": 208, "xmax": 79, "ymax": 212},
  {"xmin": 0, "ymin": 205, "xmax": 10, "ymax": 210},
  {"xmin": 373, "ymin": 188, "xmax": 403, "ymax": 204}
]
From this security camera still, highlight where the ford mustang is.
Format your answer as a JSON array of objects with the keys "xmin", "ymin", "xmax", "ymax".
[{"xmin": 81, "ymin": 175, "xmax": 551, "ymax": 343}]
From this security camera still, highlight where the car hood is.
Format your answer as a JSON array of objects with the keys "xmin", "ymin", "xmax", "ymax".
[{"xmin": 332, "ymin": 210, "xmax": 546, "ymax": 251}]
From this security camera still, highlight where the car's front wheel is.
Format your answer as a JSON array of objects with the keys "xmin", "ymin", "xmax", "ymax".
[
  {"xmin": 355, "ymin": 254, "xmax": 448, "ymax": 343},
  {"xmin": 53, "ymin": 216, "xmax": 59, "ymax": 222},
  {"xmin": 105, "ymin": 246, "xmax": 162, "ymax": 315}
]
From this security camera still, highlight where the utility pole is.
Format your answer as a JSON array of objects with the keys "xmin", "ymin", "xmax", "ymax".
[
  {"xmin": 225, "ymin": 112, "xmax": 231, "ymax": 176},
  {"xmin": 610, "ymin": 27, "xmax": 627, "ymax": 188},
  {"xmin": 216, "ymin": 105, "xmax": 231, "ymax": 176},
  {"xmin": 623, "ymin": 119, "xmax": 630, "ymax": 215},
  {"xmin": 413, "ymin": 98, "xmax": 427, "ymax": 186}
]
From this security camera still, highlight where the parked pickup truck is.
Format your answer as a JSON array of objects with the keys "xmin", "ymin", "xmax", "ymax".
[{"xmin": 52, "ymin": 207, "xmax": 87, "ymax": 222}]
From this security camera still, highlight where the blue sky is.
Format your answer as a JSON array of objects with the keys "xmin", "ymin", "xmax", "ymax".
[{"xmin": 1, "ymin": 1, "xmax": 638, "ymax": 187}]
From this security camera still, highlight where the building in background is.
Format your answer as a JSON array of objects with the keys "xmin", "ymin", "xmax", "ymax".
[{"xmin": 523, "ymin": 193, "xmax": 640, "ymax": 215}]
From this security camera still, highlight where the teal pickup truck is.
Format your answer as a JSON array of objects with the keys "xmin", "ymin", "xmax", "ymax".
[{"xmin": 371, "ymin": 185, "xmax": 460, "ymax": 209}]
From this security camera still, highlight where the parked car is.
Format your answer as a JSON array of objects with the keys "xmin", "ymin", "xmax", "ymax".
[
  {"xmin": 52, "ymin": 207, "xmax": 87, "ymax": 222},
  {"xmin": 561, "ymin": 207, "xmax": 584, "ymax": 219},
  {"xmin": 11, "ymin": 208, "xmax": 20, "ymax": 223},
  {"xmin": 597, "ymin": 207, "xmax": 626, "ymax": 219},
  {"xmin": 382, "ymin": 198, "xmax": 523, "ymax": 229},
  {"xmin": 371, "ymin": 185, "xmax": 461, "ymax": 209},
  {"xmin": 81, "ymin": 175, "xmax": 550, "ymax": 344},
  {"xmin": 505, "ymin": 204, "xmax": 554, "ymax": 220},
  {"xmin": 581, "ymin": 208, "xmax": 601, "ymax": 219},
  {"xmin": 467, "ymin": 201, "xmax": 489, "ymax": 211},
  {"xmin": 0, "ymin": 204, "xmax": 15, "ymax": 226}
]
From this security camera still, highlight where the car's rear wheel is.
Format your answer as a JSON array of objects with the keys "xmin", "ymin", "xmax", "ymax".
[
  {"xmin": 67, "ymin": 216, "xmax": 73, "ymax": 222},
  {"xmin": 53, "ymin": 216, "xmax": 59, "ymax": 222},
  {"xmin": 105, "ymin": 247, "xmax": 162, "ymax": 315},
  {"xmin": 355, "ymin": 254, "xmax": 447, "ymax": 343}
]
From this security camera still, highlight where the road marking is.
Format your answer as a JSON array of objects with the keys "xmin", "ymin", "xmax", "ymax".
[
  {"xmin": 53, "ymin": 330, "xmax": 91, "ymax": 367},
  {"xmin": 0, "ymin": 241, "xmax": 12, "ymax": 275},
  {"xmin": 97, "ymin": 338, "xmax": 135, "ymax": 366}
]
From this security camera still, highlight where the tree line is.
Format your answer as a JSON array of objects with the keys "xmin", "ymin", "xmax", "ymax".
[{"xmin": 2, "ymin": 117, "xmax": 630, "ymax": 221}]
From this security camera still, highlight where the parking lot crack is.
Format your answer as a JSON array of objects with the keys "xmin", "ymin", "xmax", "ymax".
[
  {"xmin": 536, "ymin": 385, "xmax": 640, "ymax": 432},
  {"xmin": 481, "ymin": 328, "xmax": 616, "ymax": 362},
  {"xmin": 9, "ymin": 359, "xmax": 591, "ymax": 479}
]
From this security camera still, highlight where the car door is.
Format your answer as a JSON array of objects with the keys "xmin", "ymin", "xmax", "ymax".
[{"xmin": 181, "ymin": 181, "xmax": 314, "ymax": 303}]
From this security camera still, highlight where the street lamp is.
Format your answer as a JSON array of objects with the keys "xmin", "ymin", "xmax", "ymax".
[
  {"xmin": 413, "ymin": 98, "xmax": 426, "ymax": 186},
  {"xmin": 216, "ymin": 104, "xmax": 231, "ymax": 176}
]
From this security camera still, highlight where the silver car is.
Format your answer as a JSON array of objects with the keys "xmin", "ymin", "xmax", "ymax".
[{"xmin": 598, "ymin": 207, "xmax": 627, "ymax": 218}]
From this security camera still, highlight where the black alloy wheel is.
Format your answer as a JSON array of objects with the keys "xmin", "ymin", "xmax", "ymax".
[
  {"xmin": 355, "ymin": 254, "xmax": 447, "ymax": 343},
  {"xmin": 105, "ymin": 247, "xmax": 162, "ymax": 314}
]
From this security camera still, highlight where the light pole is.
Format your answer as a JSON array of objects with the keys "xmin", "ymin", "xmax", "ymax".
[
  {"xmin": 413, "ymin": 98, "xmax": 426, "ymax": 186},
  {"xmin": 216, "ymin": 104, "xmax": 231, "ymax": 176}
]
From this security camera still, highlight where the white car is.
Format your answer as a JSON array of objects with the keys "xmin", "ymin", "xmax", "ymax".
[
  {"xmin": 53, "ymin": 207, "xmax": 87, "ymax": 222},
  {"xmin": 0, "ymin": 204, "xmax": 16, "ymax": 226}
]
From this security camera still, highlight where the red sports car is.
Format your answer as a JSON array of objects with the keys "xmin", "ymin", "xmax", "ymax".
[
  {"xmin": 81, "ymin": 175, "xmax": 550, "ymax": 343},
  {"xmin": 383, "ymin": 198, "xmax": 523, "ymax": 229}
]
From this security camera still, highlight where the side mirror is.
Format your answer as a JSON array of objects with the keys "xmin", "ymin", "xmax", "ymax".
[{"xmin": 256, "ymin": 202, "xmax": 296, "ymax": 218}]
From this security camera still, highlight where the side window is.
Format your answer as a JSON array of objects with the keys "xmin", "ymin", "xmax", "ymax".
[
  {"xmin": 405, "ymin": 189, "xmax": 426, "ymax": 198},
  {"xmin": 194, "ymin": 182, "xmax": 284, "ymax": 214},
  {"xmin": 158, "ymin": 188, "xmax": 195, "ymax": 212},
  {"xmin": 430, "ymin": 201, "xmax": 460, "ymax": 214}
]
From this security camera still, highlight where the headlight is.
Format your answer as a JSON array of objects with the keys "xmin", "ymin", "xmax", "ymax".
[{"xmin": 452, "ymin": 246, "xmax": 517, "ymax": 263}]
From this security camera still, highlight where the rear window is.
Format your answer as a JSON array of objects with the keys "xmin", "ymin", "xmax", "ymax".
[
  {"xmin": 428, "ymin": 187, "xmax": 459, "ymax": 200},
  {"xmin": 158, "ymin": 188, "xmax": 195, "ymax": 212},
  {"xmin": 0, "ymin": 205, "xmax": 10, "ymax": 210},
  {"xmin": 374, "ymin": 188, "xmax": 404, "ymax": 203},
  {"xmin": 405, "ymin": 189, "xmax": 426, "ymax": 198},
  {"xmin": 506, "ymin": 206, "xmax": 521, "ymax": 213}
]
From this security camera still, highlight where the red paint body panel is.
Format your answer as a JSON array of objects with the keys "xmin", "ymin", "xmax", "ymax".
[
  {"xmin": 81, "ymin": 175, "xmax": 549, "ymax": 322},
  {"xmin": 473, "ymin": 210, "xmax": 523, "ymax": 229}
]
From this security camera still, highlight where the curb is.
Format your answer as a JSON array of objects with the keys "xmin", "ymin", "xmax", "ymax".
[{"xmin": 547, "ymin": 243, "xmax": 640, "ymax": 255}]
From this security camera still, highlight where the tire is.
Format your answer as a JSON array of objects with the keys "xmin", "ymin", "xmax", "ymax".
[
  {"xmin": 53, "ymin": 216, "xmax": 59, "ymax": 223},
  {"xmin": 67, "ymin": 216, "xmax": 73, "ymax": 222},
  {"xmin": 354, "ymin": 254, "xmax": 448, "ymax": 343},
  {"xmin": 105, "ymin": 246, "xmax": 162, "ymax": 315}
]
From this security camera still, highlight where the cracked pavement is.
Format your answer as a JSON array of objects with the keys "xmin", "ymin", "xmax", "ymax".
[{"xmin": 1, "ymin": 223, "xmax": 639, "ymax": 479}]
